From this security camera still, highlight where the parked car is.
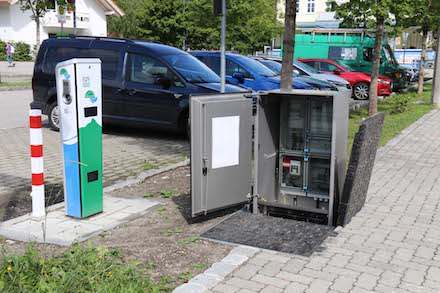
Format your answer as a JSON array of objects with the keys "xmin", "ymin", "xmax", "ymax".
[
  {"xmin": 251, "ymin": 56, "xmax": 340, "ymax": 91},
  {"xmin": 294, "ymin": 31, "xmax": 407, "ymax": 91},
  {"xmin": 32, "ymin": 37, "xmax": 249, "ymax": 133},
  {"xmin": 190, "ymin": 52, "xmax": 321, "ymax": 91},
  {"xmin": 255, "ymin": 55, "xmax": 351, "ymax": 90},
  {"xmin": 299, "ymin": 58, "xmax": 393, "ymax": 100}
]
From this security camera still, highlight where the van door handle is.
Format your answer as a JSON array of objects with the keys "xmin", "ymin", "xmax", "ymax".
[
  {"xmin": 174, "ymin": 94, "xmax": 183, "ymax": 99},
  {"xmin": 127, "ymin": 89, "xmax": 137, "ymax": 96},
  {"xmin": 115, "ymin": 88, "xmax": 125, "ymax": 93}
]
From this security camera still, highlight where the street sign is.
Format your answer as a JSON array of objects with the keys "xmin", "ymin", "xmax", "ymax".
[{"xmin": 58, "ymin": 5, "xmax": 66, "ymax": 24}]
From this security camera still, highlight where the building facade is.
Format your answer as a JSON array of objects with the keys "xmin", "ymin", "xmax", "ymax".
[
  {"xmin": 0, "ymin": 0, "xmax": 123, "ymax": 46},
  {"xmin": 277, "ymin": 0, "xmax": 343, "ymax": 29}
]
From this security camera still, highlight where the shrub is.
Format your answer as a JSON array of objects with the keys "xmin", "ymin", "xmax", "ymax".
[
  {"xmin": 389, "ymin": 93, "xmax": 413, "ymax": 114},
  {"xmin": 0, "ymin": 40, "xmax": 32, "ymax": 62},
  {"xmin": 0, "ymin": 243, "xmax": 172, "ymax": 292}
]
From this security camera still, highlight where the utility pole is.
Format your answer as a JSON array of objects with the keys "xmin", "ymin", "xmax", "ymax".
[
  {"xmin": 432, "ymin": 22, "xmax": 440, "ymax": 106},
  {"xmin": 220, "ymin": 0, "xmax": 226, "ymax": 93}
]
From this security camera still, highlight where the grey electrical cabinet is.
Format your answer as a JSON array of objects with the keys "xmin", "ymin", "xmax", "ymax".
[{"xmin": 191, "ymin": 90, "xmax": 349, "ymax": 225}]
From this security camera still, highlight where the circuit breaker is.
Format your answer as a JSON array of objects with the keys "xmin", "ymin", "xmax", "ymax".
[{"xmin": 55, "ymin": 58, "xmax": 103, "ymax": 218}]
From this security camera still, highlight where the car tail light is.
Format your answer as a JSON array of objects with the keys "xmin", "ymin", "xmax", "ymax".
[{"xmin": 395, "ymin": 73, "xmax": 401, "ymax": 78}]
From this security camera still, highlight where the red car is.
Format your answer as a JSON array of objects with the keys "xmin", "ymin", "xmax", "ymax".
[{"xmin": 299, "ymin": 58, "xmax": 393, "ymax": 100}]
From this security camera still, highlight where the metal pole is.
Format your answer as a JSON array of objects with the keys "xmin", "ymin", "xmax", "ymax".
[
  {"xmin": 220, "ymin": 0, "xmax": 226, "ymax": 93},
  {"xmin": 73, "ymin": 10, "xmax": 77, "ymax": 35},
  {"xmin": 61, "ymin": 22, "xmax": 64, "ymax": 35}
]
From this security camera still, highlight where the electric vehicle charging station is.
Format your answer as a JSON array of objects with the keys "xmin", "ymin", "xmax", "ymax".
[
  {"xmin": 191, "ymin": 90, "xmax": 349, "ymax": 225},
  {"xmin": 56, "ymin": 58, "xmax": 103, "ymax": 219}
]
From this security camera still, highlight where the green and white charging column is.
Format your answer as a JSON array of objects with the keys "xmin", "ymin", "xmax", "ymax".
[{"xmin": 55, "ymin": 58, "xmax": 103, "ymax": 218}]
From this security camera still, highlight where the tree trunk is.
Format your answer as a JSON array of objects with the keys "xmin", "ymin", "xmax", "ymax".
[
  {"xmin": 280, "ymin": 0, "xmax": 296, "ymax": 90},
  {"xmin": 432, "ymin": 21, "xmax": 440, "ymax": 106},
  {"xmin": 36, "ymin": 18, "xmax": 41, "ymax": 54},
  {"xmin": 418, "ymin": 27, "xmax": 428, "ymax": 95},
  {"xmin": 368, "ymin": 16, "xmax": 385, "ymax": 117}
]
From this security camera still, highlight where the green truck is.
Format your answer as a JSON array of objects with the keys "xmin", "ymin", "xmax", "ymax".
[{"xmin": 291, "ymin": 29, "xmax": 408, "ymax": 90}]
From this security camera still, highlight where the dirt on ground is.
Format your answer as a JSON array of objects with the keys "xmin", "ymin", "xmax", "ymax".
[
  {"xmin": 0, "ymin": 166, "xmax": 234, "ymax": 289},
  {"xmin": 90, "ymin": 165, "xmax": 233, "ymax": 286},
  {"xmin": 0, "ymin": 184, "xmax": 64, "ymax": 222}
]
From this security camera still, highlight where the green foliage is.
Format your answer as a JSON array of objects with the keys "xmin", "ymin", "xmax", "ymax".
[
  {"xmin": 160, "ymin": 190, "xmax": 177, "ymax": 198},
  {"xmin": 347, "ymin": 84, "xmax": 434, "ymax": 156},
  {"xmin": 143, "ymin": 163, "xmax": 159, "ymax": 171},
  {"xmin": 389, "ymin": 94, "xmax": 412, "ymax": 114},
  {"xmin": 109, "ymin": 0, "xmax": 278, "ymax": 53},
  {"xmin": 177, "ymin": 236, "xmax": 199, "ymax": 245},
  {"xmin": 0, "ymin": 243, "xmax": 172, "ymax": 292},
  {"xmin": 0, "ymin": 40, "xmax": 32, "ymax": 61},
  {"xmin": 327, "ymin": 0, "xmax": 413, "ymax": 32},
  {"xmin": 398, "ymin": 0, "xmax": 440, "ymax": 34},
  {"xmin": 178, "ymin": 271, "xmax": 193, "ymax": 282}
]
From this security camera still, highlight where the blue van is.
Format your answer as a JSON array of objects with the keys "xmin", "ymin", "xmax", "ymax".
[
  {"xmin": 190, "ymin": 52, "xmax": 323, "ymax": 91},
  {"xmin": 31, "ymin": 37, "xmax": 248, "ymax": 134}
]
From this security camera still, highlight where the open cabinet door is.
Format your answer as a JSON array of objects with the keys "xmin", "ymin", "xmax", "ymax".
[{"xmin": 191, "ymin": 94, "xmax": 253, "ymax": 217}]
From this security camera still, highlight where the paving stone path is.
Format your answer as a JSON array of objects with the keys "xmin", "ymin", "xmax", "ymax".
[
  {"xmin": 0, "ymin": 126, "xmax": 189, "ymax": 196},
  {"xmin": 180, "ymin": 110, "xmax": 440, "ymax": 293}
]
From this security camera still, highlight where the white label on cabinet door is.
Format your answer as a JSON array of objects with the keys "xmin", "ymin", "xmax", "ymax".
[
  {"xmin": 290, "ymin": 160, "xmax": 301, "ymax": 176},
  {"xmin": 212, "ymin": 116, "xmax": 240, "ymax": 169}
]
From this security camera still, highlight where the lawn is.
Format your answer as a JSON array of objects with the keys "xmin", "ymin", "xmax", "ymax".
[{"xmin": 347, "ymin": 83, "xmax": 436, "ymax": 156}]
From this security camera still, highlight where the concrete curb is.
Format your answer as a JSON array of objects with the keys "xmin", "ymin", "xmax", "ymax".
[
  {"xmin": 103, "ymin": 158, "xmax": 190, "ymax": 193},
  {"xmin": 0, "ymin": 197, "xmax": 163, "ymax": 246},
  {"xmin": 375, "ymin": 109, "xmax": 438, "ymax": 161},
  {"xmin": 173, "ymin": 245, "xmax": 260, "ymax": 293}
]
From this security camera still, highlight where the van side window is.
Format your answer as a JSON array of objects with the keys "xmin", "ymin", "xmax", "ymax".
[
  {"xmin": 363, "ymin": 48, "xmax": 374, "ymax": 62},
  {"xmin": 328, "ymin": 47, "xmax": 358, "ymax": 61},
  {"xmin": 43, "ymin": 47, "xmax": 88, "ymax": 72},
  {"xmin": 127, "ymin": 53, "xmax": 176, "ymax": 85},
  {"xmin": 88, "ymin": 49, "xmax": 120, "ymax": 80},
  {"xmin": 226, "ymin": 59, "xmax": 252, "ymax": 78}
]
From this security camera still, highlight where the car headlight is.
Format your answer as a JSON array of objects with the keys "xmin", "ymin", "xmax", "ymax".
[{"xmin": 378, "ymin": 79, "xmax": 390, "ymax": 84}]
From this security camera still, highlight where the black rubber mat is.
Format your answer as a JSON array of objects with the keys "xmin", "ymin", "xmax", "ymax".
[{"xmin": 201, "ymin": 210, "xmax": 334, "ymax": 256}]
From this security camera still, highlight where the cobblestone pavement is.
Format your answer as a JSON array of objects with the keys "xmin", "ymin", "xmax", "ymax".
[
  {"xmin": 200, "ymin": 110, "xmax": 440, "ymax": 293},
  {"xmin": 0, "ymin": 125, "xmax": 189, "ymax": 196}
]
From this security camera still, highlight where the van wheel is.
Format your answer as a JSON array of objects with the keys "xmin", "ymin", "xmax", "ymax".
[
  {"xmin": 353, "ymin": 82, "xmax": 370, "ymax": 100},
  {"xmin": 48, "ymin": 102, "xmax": 60, "ymax": 131}
]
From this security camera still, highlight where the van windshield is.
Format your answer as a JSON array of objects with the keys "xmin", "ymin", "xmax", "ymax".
[
  {"xmin": 163, "ymin": 54, "xmax": 221, "ymax": 83},
  {"xmin": 384, "ymin": 46, "xmax": 398, "ymax": 65}
]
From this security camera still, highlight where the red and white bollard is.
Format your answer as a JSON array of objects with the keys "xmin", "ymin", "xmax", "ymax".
[{"xmin": 30, "ymin": 109, "xmax": 45, "ymax": 218}]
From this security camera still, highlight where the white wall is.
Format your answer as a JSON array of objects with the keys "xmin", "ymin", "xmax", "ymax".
[
  {"xmin": 0, "ymin": 5, "xmax": 12, "ymax": 41},
  {"xmin": 297, "ymin": 0, "xmax": 328, "ymax": 23},
  {"xmin": 7, "ymin": 4, "xmax": 38, "ymax": 45},
  {"xmin": 0, "ymin": 0, "xmax": 109, "ymax": 47},
  {"xmin": 85, "ymin": 0, "xmax": 107, "ymax": 37}
]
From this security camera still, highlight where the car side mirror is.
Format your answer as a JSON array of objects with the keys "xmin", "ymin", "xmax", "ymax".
[
  {"xmin": 333, "ymin": 68, "xmax": 342, "ymax": 75},
  {"xmin": 155, "ymin": 77, "xmax": 172, "ymax": 89},
  {"xmin": 232, "ymin": 72, "xmax": 245, "ymax": 84}
]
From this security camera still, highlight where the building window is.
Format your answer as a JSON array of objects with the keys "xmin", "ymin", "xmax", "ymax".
[
  {"xmin": 307, "ymin": 0, "xmax": 315, "ymax": 13},
  {"xmin": 296, "ymin": 0, "xmax": 300, "ymax": 13}
]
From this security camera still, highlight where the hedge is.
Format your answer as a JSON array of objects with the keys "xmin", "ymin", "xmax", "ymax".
[{"xmin": 0, "ymin": 40, "xmax": 33, "ymax": 62}]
